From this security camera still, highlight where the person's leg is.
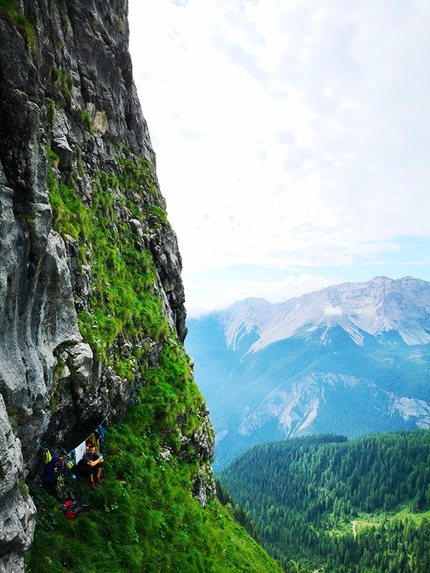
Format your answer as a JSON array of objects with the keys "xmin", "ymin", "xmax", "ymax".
[
  {"xmin": 88, "ymin": 469, "xmax": 96, "ymax": 489},
  {"xmin": 95, "ymin": 463, "xmax": 103, "ymax": 484}
]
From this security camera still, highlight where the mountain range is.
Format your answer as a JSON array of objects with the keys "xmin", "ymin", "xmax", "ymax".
[{"xmin": 185, "ymin": 276, "xmax": 430, "ymax": 470}]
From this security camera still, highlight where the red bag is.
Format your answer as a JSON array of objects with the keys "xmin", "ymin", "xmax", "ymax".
[{"xmin": 61, "ymin": 492, "xmax": 91, "ymax": 519}]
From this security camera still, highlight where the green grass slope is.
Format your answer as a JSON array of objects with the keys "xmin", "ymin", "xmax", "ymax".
[{"xmin": 26, "ymin": 342, "xmax": 283, "ymax": 573}]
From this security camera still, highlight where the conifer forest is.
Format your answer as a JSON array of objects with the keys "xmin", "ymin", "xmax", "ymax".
[{"xmin": 219, "ymin": 431, "xmax": 430, "ymax": 572}]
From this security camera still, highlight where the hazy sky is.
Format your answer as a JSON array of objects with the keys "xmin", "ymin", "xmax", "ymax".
[{"xmin": 128, "ymin": 0, "xmax": 430, "ymax": 317}]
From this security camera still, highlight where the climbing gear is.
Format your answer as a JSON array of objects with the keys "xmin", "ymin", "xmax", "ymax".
[
  {"xmin": 44, "ymin": 449, "xmax": 57, "ymax": 485},
  {"xmin": 95, "ymin": 424, "xmax": 107, "ymax": 453}
]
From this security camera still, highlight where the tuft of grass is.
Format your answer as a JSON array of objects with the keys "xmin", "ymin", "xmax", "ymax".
[
  {"xmin": 51, "ymin": 67, "xmax": 73, "ymax": 106},
  {"xmin": 44, "ymin": 98, "xmax": 56, "ymax": 128},
  {"xmin": 0, "ymin": 0, "xmax": 35, "ymax": 50},
  {"xmin": 75, "ymin": 108, "xmax": 94, "ymax": 136}
]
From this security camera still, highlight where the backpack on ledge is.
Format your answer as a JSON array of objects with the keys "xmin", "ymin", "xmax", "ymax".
[{"xmin": 61, "ymin": 491, "xmax": 91, "ymax": 519}]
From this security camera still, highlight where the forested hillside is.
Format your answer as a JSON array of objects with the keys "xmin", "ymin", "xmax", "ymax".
[{"xmin": 220, "ymin": 431, "xmax": 430, "ymax": 572}]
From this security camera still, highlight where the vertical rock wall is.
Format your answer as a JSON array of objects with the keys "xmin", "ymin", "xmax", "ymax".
[{"xmin": 0, "ymin": 1, "xmax": 213, "ymax": 569}]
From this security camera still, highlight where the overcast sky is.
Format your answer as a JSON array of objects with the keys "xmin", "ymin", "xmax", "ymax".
[{"xmin": 128, "ymin": 0, "xmax": 430, "ymax": 317}]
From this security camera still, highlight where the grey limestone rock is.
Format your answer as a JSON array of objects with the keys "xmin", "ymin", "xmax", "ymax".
[{"xmin": 0, "ymin": 395, "xmax": 36, "ymax": 573}]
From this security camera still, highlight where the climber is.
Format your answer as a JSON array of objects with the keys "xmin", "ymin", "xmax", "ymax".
[{"xmin": 80, "ymin": 443, "xmax": 104, "ymax": 490}]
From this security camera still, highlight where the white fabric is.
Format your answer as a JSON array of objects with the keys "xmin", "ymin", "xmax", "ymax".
[{"xmin": 74, "ymin": 440, "xmax": 87, "ymax": 463}]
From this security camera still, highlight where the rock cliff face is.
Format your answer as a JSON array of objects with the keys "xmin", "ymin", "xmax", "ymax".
[{"xmin": 0, "ymin": 1, "xmax": 213, "ymax": 569}]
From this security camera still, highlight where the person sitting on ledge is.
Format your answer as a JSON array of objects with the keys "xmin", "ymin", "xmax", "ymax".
[{"xmin": 81, "ymin": 443, "xmax": 104, "ymax": 490}]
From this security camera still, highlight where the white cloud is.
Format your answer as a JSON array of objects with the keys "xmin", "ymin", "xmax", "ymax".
[
  {"xmin": 128, "ymin": 0, "xmax": 430, "ymax": 313},
  {"xmin": 183, "ymin": 270, "xmax": 341, "ymax": 318},
  {"xmin": 324, "ymin": 306, "xmax": 343, "ymax": 316}
]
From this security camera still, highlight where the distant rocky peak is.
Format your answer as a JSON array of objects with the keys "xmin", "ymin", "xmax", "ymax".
[
  {"xmin": 223, "ymin": 298, "xmax": 275, "ymax": 350},
  {"xmin": 221, "ymin": 277, "xmax": 430, "ymax": 352}
]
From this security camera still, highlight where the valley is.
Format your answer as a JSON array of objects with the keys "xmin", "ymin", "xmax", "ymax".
[{"xmin": 186, "ymin": 277, "xmax": 430, "ymax": 470}]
